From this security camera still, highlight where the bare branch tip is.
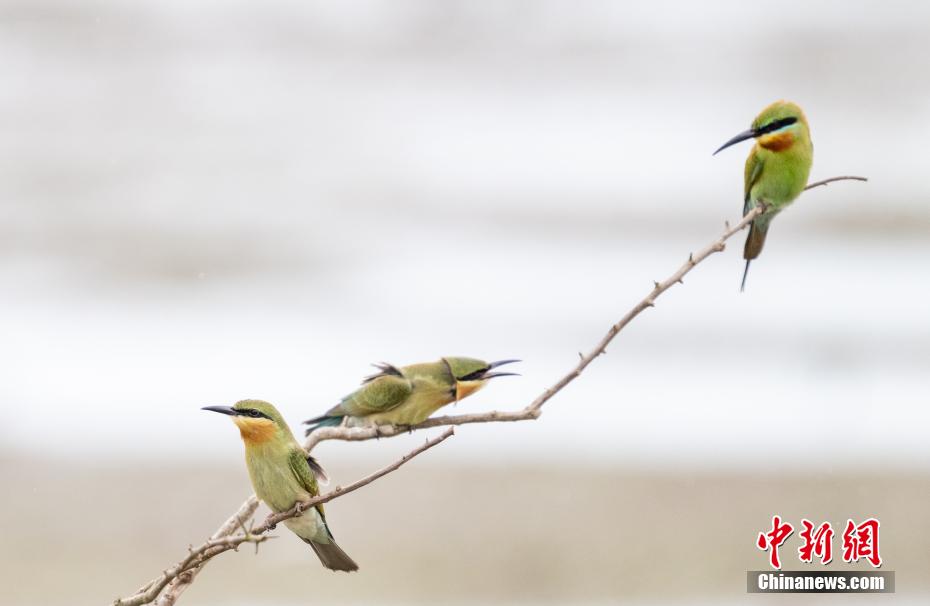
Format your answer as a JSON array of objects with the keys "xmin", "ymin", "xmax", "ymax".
[
  {"xmin": 803, "ymin": 175, "xmax": 868, "ymax": 191},
  {"xmin": 125, "ymin": 176, "xmax": 872, "ymax": 604}
]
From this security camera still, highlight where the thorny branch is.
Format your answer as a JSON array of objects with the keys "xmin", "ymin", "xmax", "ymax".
[
  {"xmin": 304, "ymin": 174, "xmax": 868, "ymax": 450},
  {"xmin": 116, "ymin": 175, "xmax": 866, "ymax": 606},
  {"xmin": 114, "ymin": 428, "xmax": 455, "ymax": 606}
]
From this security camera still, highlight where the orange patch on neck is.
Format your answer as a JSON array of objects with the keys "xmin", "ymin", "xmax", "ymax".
[
  {"xmin": 455, "ymin": 380, "xmax": 486, "ymax": 401},
  {"xmin": 758, "ymin": 131, "xmax": 795, "ymax": 151},
  {"xmin": 233, "ymin": 417, "xmax": 277, "ymax": 445}
]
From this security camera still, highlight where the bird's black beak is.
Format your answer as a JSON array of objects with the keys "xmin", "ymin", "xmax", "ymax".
[
  {"xmin": 484, "ymin": 359, "xmax": 521, "ymax": 379},
  {"xmin": 489, "ymin": 359, "xmax": 520, "ymax": 369},
  {"xmin": 483, "ymin": 371, "xmax": 520, "ymax": 379},
  {"xmin": 202, "ymin": 405, "xmax": 238, "ymax": 416},
  {"xmin": 713, "ymin": 128, "xmax": 759, "ymax": 155}
]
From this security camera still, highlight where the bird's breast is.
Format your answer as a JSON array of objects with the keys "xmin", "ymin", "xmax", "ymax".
[{"xmin": 244, "ymin": 448, "xmax": 309, "ymax": 512}]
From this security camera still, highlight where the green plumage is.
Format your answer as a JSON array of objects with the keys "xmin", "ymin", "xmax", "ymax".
[
  {"xmin": 305, "ymin": 357, "xmax": 518, "ymax": 434},
  {"xmin": 716, "ymin": 100, "xmax": 814, "ymax": 290},
  {"xmin": 204, "ymin": 399, "xmax": 358, "ymax": 572}
]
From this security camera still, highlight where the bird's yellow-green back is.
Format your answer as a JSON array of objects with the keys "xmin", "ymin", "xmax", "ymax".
[{"xmin": 304, "ymin": 357, "xmax": 519, "ymax": 432}]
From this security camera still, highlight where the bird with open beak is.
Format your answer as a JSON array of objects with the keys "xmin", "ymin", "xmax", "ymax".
[{"xmin": 304, "ymin": 357, "xmax": 520, "ymax": 434}]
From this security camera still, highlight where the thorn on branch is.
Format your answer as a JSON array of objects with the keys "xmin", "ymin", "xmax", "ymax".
[{"xmin": 121, "ymin": 175, "xmax": 868, "ymax": 606}]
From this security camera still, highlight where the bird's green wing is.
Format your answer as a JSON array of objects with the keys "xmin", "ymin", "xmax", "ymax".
[
  {"xmin": 288, "ymin": 449, "xmax": 327, "ymax": 519},
  {"xmin": 333, "ymin": 371, "xmax": 413, "ymax": 417},
  {"xmin": 743, "ymin": 150, "xmax": 764, "ymax": 215}
]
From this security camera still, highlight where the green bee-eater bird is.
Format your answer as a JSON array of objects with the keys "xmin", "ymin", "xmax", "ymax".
[
  {"xmin": 203, "ymin": 399, "xmax": 358, "ymax": 572},
  {"xmin": 714, "ymin": 100, "xmax": 813, "ymax": 290},
  {"xmin": 304, "ymin": 357, "xmax": 519, "ymax": 435}
]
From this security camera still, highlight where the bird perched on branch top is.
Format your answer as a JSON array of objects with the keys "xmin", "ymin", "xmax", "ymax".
[
  {"xmin": 714, "ymin": 100, "xmax": 813, "ymax": 291},
  {"xmin": 203, "ymin": 399, "xmax": 358, "ymax": 572},
  {"xmin": 304, "ymin": 357, "xmax": 520, "ymax": 435}
]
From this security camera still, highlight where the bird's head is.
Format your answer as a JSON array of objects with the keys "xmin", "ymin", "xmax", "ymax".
[
  {"xmin": 202, "ymin": 399, "xmax": 289, "ymax": 445},
  {"xmin": 714, "ymin": 100, "xmax": 809, "ymax": 155},
  {"xmin": 443, "ymin": 357, "xmax": 520, "ymax": 401}
]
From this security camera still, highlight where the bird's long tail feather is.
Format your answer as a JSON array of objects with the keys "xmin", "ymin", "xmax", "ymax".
[
  {"xmin": 305, "ymin": 538, "xmax": 359, "ymax": 572},
  {"xmin": 741, "ymin": 221, "xmax": 769, "ymax": 292},
  {"xmin": 741, "ymin": 260, "xmax": 752, "ymax": 292},
  {"xmin": 303, "ymin": 415, "xmax": 343, "ymax": 437}
]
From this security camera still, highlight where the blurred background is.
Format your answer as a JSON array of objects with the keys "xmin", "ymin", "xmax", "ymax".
[{"xmin": 2, "ymin": 1, "xmax": 928, "ymax": 604}]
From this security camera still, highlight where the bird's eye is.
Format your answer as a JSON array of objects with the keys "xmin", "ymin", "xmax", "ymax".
[{"xmin": 248, "ymin": 409, "xmax": 261, "ymax": 418}]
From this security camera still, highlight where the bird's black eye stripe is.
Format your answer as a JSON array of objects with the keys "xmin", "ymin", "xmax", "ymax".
[
  {"xmin": 239, "ymin": 408, "xmax": 270, "ymax": 419},
  {"xmin": 459, "ymin": 367, "xmax": 490, "ymax": 381},
  {"xmin": 758, "ymin": 116, "xmax": 797, "ymax": 135}
]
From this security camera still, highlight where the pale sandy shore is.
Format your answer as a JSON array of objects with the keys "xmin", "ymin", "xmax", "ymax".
[{"xmin": 3, "ymin": 455, "xmax": 928, "ymax": 605}]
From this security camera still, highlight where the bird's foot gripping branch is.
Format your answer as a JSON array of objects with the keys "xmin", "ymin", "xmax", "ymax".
[
  {"xmin": 113, "ymin": 428, "xmax": 454, "ymax": 606},
  {"xmin": 115, "ymin": 174, "xmax": 866, "ymax": 606}
]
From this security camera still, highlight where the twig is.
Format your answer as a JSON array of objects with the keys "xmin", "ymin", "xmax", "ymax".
[
  {"xmin": 304, "ymin": 409, "xmax": 533, "ymax": 449},
  {"xmin": 115, "ymin": 428, "xmax": 454, "ymax": 606},
  {"xmin": 148, "ymin": 497, "xmax": 260, "ymax": 606},
  {"xmin": 261, "ymin": 427, "xmax": 454, "ymax": 530},
  {"xmin": 303, "ymin": 174, "xmax": 868, "ymax": 450},
  {"xmin": 804, "ymin": 175, "xmax": 867, "ymax": 189},
  {"xmin": 118, "ymin": 174, "xmax": 865, "ymax": 606},
  {"xmin": 115, "ymin": 533, "xmax": 272, "ymax": 606}
]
